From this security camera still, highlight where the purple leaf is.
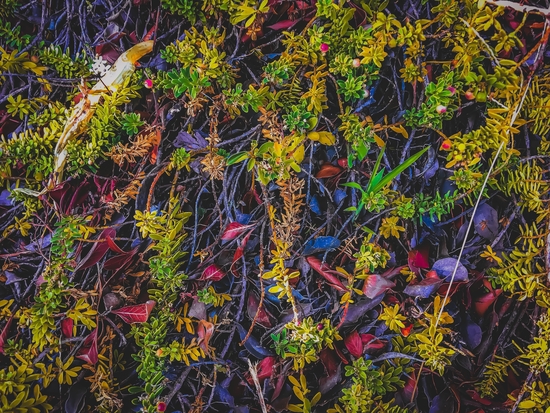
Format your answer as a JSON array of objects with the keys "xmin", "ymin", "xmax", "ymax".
[
  {"xmin": 404, "ymin": 277, "xmax": 443, "ymax": 298},
  {"xmin": 0, "ymin": 190, "xmax": 13, "ymax": 206},
  {"xmin": 462, "ymin": 317, "xmax": 482, "ymax": 349},
  {"xmin": 432, "ymin": 257, "xmax": 469, "ymax": 282},
  {"xmin": 474, "ymin": 203, "xmax": 499, "ymax": 241},
  {"xmin": 174, "ymin": 130, "xmax": 208, "ymax": 150}
]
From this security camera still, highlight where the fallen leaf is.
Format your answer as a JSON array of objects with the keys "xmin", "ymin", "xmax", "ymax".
[
  {"xmin": 201, "ymin": 264, "xmax": 226, "ymax": 281},
  {"xmin": 306, "ymin": 256, "xmax": 347, "ymax": 292},
  {"xmin": 222, "ymin": 222, "xmax": 255, "ymax": 241},
  {"xmin": 404, "ymin": 277, "xmax": 443, "ymax": 298},
  {"xmin": 112, "ymin": 300, "xmax": 156, "ymax": 324},
  {"xmin": 432, "ymin": 257, "xmax": 469, "ymax": 282},
  {"xmin": 197, "ymin": 319, "xmax": 214, "ymax": 354},
  {"xmin": 76, "ymin": 329, "xmax": 98, "ymax": 365},
  {"xmin": 362, "ymin": 274, "xmax": 396, "ymax": 299},
  {"xmin": 344, "ymin": 331, "xmax": 363, "ymax": 358}
]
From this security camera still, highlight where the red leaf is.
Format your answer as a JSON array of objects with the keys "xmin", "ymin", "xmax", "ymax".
[
  {"xmin": 256, "ymin": 356, "xmax": 276, "ymax": 382},
  {"xmin": 106, "ymin": 236, "xmax": 126, "ymax": 254},
  {"xmin": 306, "ymin": 256, "xmax": 347, "ymax": 292},
  {"xmin": 408, "ymin": 245, "xmax": 430, "ymax": 275},
  {"xmin": 112, "ymin": 300, "xmax": 155, "ymax": 324},
  {"xmin": 247, "ymin": 293, "xmax": 273, "ymax": 327},
  {"xmin": 400, "ymin": 323, "xmax": 414, "ymax": 337},
  {"xmin": 319, "ymin": 348, "xmax": 341, "ymax": 393},
  {"xmin": 231, "ymin": 231, "xmax": 252, "ymax": 277},
  {"xmin": 143, "ymin": 23, "xmax": 157, "ymax": 41},
  {"xmin": 77, "ymin": 228, "xmax": 116, "ymax": 270},
  {"xmin": 361, "ymin": 334, "xmax": 387, "ymax": 355},
  {"xmin": 315, "ymin": 163, "xmax": 343, "ymax": 178},
  {"xmin": 221, "ymin": 222, "xmax": 255, "ymax": 241},
  {"xmin": 267, "ymin": 20, "xmax": 298, "ymax": 31},
  {"xmin": 474, "ymin": 289, "xmax": 502, "ymax": 317},
  {"xmin": 0, "ymin": 316, "xmax": 14, "ymax": 354},
  {"xmin": 197, "ymin": 319, "xmax": 214, "ymax": 354},
  {"xmin": 362, "ymin": 274, "xmax": 395, "ymax": 299},
  {"xmin": 344, "ymin": 331, "xmax": 363, "ymax": 358},
  {"xmin": 76, "ymin": 329, "xmax": 98, "ymax": 365},
  {"xmin": 61, "ymin": 318, "xmax": 74, "ymax": 338},
  {"xmin": 201, "ymin": 264, "xmax": 226, "ymax": 281}
]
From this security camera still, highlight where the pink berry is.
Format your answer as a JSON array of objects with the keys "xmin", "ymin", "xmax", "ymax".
[
  {"xmin": 352, "ymin": 58, "xmax": 361, "ymax": 68},
  {"xmin": 436, "ymin": 105, "xmax": 447, "ymax": 114},
  {"xmin": 317, "ymin": 323, "xmax": 324, "ymax": 331},
  {"xmin": 320, "ymin": 43, "xmax": 329, "ymax": 53},
  {"xmin": 157, "ymin": 402, "xmax": 167, "ymax": 412},
  {"xmin": 144, "ymin": 79, "xmax": 154, "ymax": 89},
  {"xmin": 464, "ymin": 91, "xmax": 475, "ymax": 101}
]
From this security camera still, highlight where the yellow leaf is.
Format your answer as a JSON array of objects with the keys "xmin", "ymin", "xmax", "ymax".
[
  {"xmin": 293, "ymin": 144, "xmax": 305, "ymax": 164},
  {"xmin": 373, "ymin": 133, "xmax": 385, "ymax": 148},
  {"xmin": 389, "ymin": 124, "xmax": 409, "ymax": 139},
  {"xmin": 308, "ymin": 131, "xmax": 336, "ymax": 145}
]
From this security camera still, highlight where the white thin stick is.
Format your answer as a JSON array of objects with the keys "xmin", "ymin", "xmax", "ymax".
[
  {"xmin": 486, "ymin": 0, "xmax": 550, "ymax": 16},
  {"xmin": 247, "ymin": 359, "xmax": 268, "ymax": 413},
  {"xmin": 434, "ymin": 141, "xmax": 504, "ymax": 327},
  {"xmin": 434, "ymin": 19, "xmax": 548, "ymax": 330}
]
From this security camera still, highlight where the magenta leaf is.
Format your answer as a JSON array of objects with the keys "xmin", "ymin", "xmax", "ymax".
[
  {"xmin": 61, "ymin": 318, "xmax": 74, "ymax": 338},
  {"xmin": 201, "ymin": 264, "xmax": 226, "ymax": 281},
  {"xmin": 344, "ymin": 331, "xmax": 363, "ymax": 358},
  {"xmin": 221, "ymin": 222, "xmax": 255, "ymax": 241},
  {"xmin": 76, "ymin": 329, "xmax": 98, "ymax": 365}
]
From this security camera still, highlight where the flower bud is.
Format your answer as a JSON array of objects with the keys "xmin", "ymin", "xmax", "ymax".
[
  {"xmin": 436, "ymin": 105, "xmax": 447, "ymax": 114},
  {"xmin": 352, "ymin": 58, "xmax": 361, "ymax": 68},
  {"xmin": 440, "ymin": 139, "xmax": 452, "ymax": 151}
]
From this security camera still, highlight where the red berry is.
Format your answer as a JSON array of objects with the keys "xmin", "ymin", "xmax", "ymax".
[
  {"xmin": 320, "ymin": 43, "xmax": 329, "ymax": 53},
  {"xmin": 464, "ymin": 91, "xmax": 475, "ymax": 101},
  {"xmin": 157, "ymin": 402, "xmax": 167, "ymax": 412},
  {"xmin": 317, "ymin": 323, "xmax": 325, "ymax": 331}
]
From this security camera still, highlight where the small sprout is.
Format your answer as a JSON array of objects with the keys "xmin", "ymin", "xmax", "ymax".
[{"xmin": 436, "ymin": 105, "xmax": 447, "ymax": 114}]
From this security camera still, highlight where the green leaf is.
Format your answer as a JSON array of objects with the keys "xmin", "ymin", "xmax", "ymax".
[
  {"xmin": 371, "ymin": 146, "xmax": 429, "ymax": 194},
  {"xmin": 342, "ymin": 182, "xmax": 363, "ymax": 191},
  {"xmin": 366, "ymin": 145, "xmax": 385, "ymax": 193},
  {"xmin": 226, "ymin": 152, "xmax": 248, "ymax": 165},
  {"xmin": 128, "ymin": 386, "xmax": 144, "ymax": 394}
]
